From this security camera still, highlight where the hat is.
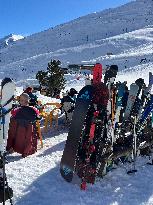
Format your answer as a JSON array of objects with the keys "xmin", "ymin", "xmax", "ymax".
[
  {"xmin": 135, "ymin": 78, "xmax": 144, "ymax": 87},
  {"xmin": 69, "ymin": 88, "xmax": 78, "ymax": 94},
  {"xmin": 25, "ymin": 87, "xmax": 33, "ymax": 93}
]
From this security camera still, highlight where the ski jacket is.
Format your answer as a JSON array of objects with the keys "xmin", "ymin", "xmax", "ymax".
[
  {"xmin": 7, "ymin": 106, "xmax": 39, "ymax": 157},
  {"xmin": 11, "ymin": 106, "xmax": 39, "ymax": 117},
  {"xmin": 61, "ymin": 95, "xmax": 75, "ymax": 105}
]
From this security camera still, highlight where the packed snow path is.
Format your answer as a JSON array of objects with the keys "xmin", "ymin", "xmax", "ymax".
[{"xmin": 5, "ymin": 126, "xmax": 153, "ymax": 205}]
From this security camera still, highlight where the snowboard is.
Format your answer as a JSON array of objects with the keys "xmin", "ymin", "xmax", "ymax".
[
  {"xmin": 139, "ymin": 95, "xmax": 153, "ymax": 127},
  {"xmin": 93, "ymin": 63, "xmax": 102, "ymax": 84},
  {"xmin": 124, "ymin": 83, "xmax": 139, "ymax": 120},
  {"xmin": 114, "ymin": 82, "xmax": 126, "ymax": 124},
  {"xmin": 0, "ymin": 78, "xmax": 15, "ymax": 203},
  {"xmin": 60, "ymin": 85, "xmax": 93, "ymax": 182},
  {"xmin": 131, "ymin": 78, "xmax": 145, "ymax": 117},
  {"xmin": 78, "ymin": 83, "xmax": 109, "ymax": 185},
  {"xmin": 0, "ymin": 78, "xmax": 15, "ymax": 152},
  {"xmin": 105, "ymin": 66, "xmax": 118, "ymax": 146},
  {"xmin": 104, "ymin": 65, "xmax": 118, "ymax": 85},
  {"xmin": 149, "ymin": 72, "xmax": 153, "ymax": 87},
  {"xmin": 104, "ymin": 65, "xmax": 118, "ymax": 117},
  {"xmin": 86, "ymin": 84, "xmax": 109, "ymax": 183},
  {"xmin": 137, "ymin": 74, "xmax": 153, "ymax": 119}
]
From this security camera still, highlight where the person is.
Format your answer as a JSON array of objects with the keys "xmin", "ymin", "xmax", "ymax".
[
  {"xmin": 85, "ymin": 75, "xmax": 91, "ymax": 85},
  {"xmin": 61, "ymin": 88, "xmax": 78, "ymax": 105},
  {"xmin": 7, "ymin": 93, "xmax": 40, "ymax": 157},
  {"xmin": 11, "ymin": 93, "xmax": 39, "ymax": 117},
  {"xmin": 61, "ymin": 88, "xmax": 78, "ymax": 122},
  {"xmin": 24, "ymin": 86, "xmax": 38, "ymax": 106}
]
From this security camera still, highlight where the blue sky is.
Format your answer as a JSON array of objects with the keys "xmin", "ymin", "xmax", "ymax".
[{"xmin": 0, "ymin": 0, "xmax": 131, "ymax": 38}]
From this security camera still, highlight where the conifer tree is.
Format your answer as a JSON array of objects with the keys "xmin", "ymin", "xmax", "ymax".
[{"xmin": 36, "ymin": 59, "xmax": 66, "ymax": 97}]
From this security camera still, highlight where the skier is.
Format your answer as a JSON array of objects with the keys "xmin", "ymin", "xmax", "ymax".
[{"xmin": 61, "ymin": 88, "xmax": 78, "ymax": 122}]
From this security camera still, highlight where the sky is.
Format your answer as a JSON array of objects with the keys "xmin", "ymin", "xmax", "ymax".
[{"xmin": 0, "ymin": 0, "xmax": 132, "ymax": 39}]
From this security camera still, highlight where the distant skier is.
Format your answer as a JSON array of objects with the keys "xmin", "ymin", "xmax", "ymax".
[{"xmin": 61, "ymin": 88, "xmax": 78, "ymax": 122}]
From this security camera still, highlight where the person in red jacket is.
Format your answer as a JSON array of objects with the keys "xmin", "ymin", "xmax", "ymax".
[
  {"xmin": 11, "ymin": 93, "xmax": 39, "ymax": 117},
  {"xmin": 7, "ymin": 93, "xmax": 40, "ymax": 157}
]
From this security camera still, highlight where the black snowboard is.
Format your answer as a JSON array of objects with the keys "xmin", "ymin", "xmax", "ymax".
[{"xmin": 60, "ymin": 85, "xmax": 93, "ymax": 182}]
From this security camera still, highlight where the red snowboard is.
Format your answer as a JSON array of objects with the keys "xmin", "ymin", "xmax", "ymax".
[{"xmin": 93, "ymin": 63, "xmax": 102, "ymax": 84}]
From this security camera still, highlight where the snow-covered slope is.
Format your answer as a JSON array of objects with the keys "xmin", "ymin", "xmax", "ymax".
[
  {"xmin": 0, "ymin": 0, "xmax": 153, "ymax": 84},
  {"xmin": 0, "ymin": 34, "xmax": 24, "ymax": 49},
  {"xmin": 1, "ymin": 25, "xmax": 153, "ymax": 87}
]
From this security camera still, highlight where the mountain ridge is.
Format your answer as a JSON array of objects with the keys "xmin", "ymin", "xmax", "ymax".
[{"xmin": 0, "ymin": 34, "xmax": 24, "ymax": 49}]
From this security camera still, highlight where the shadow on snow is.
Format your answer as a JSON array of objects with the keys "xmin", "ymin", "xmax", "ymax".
[{"xmin": 14, "ymin": 161, "xmax": 153, "ymax": 205}]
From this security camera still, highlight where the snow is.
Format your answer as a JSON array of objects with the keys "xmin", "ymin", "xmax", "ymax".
[
  {"xmin": 0, "ymin": 34, "xmax": 24, "ymax": 49},
  {"xmin": 1, "ymin": 0, "xmax": 153, "ymax": 204},
  {"xmin": 6, "ymin": 129, "xmax": 153, "ymax": 205},
  {"xmin": 6, "ymin": 131, "xmax": 68, "ymax": 205}
]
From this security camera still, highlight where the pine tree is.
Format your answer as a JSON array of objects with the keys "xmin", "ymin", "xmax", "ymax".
[{"xmin": 36, "ymin": 59, "xmax": 66, "ymax": 97}]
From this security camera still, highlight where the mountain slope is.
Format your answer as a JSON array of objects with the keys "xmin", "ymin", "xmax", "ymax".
[
  {"xmin": 0, "ymin": 1, "xmax": 153, "ymax": 65},
  {"xmin": 0, "ymin": 25, "xmax": 153, "ymax": 85},
  {"xmin": 0, "ymin": 0, "xmax": 153, "ymax": 85}
]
